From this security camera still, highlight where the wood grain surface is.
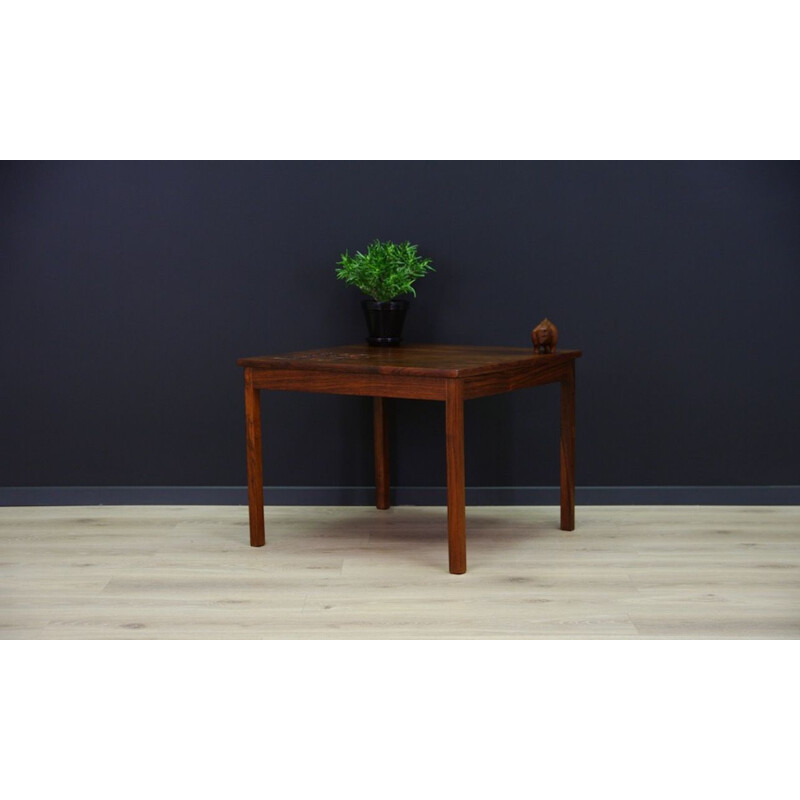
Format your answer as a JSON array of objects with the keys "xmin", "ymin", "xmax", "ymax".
[
  {"xmin": 2, "ymin": 505, "xmax": 798, "ymax": 639},
  {"xmin": 238, "ymin": 343, "xmax": 582, "ymax": 379}
]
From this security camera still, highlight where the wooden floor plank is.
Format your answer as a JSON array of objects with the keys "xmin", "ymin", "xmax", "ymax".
[{"xmin": 1, "ymin": 505, "xmax": 798, "ymax": 639}]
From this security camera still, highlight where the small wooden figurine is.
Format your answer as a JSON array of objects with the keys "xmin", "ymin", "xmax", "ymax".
[{"xmin": 531, "ymin": 318, "xmax": 558, "ymax": 354}]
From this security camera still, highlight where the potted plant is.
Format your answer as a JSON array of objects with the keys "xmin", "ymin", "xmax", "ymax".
[{"xmin": 335, "ymin": 239, "xmax": 434, "ymax": 345}]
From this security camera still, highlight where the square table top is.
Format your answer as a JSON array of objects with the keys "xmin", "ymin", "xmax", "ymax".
[{"xmin": 238, "ymin": 343, "xmax": 582, "ymax": 379}]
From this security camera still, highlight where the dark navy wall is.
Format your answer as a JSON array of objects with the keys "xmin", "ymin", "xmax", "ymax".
[{"xmin": 2, "ymin": 161, "xmax": 799, "ymax": 498}]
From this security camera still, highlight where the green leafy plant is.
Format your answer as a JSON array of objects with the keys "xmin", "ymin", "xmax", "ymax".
[{"xmin": 336, "ymin": 239, "xmax": 434, "ymax": 302}]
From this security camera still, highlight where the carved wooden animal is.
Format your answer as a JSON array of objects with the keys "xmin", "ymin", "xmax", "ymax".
[{"xmin": 531, "ymin": 318, "xmax": 558, "ymax": 354}]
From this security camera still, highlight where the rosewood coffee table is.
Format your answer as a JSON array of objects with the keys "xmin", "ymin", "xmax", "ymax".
[{"xmin": 237, "ymin": 343, "xmax": 581, "ymax": 574}]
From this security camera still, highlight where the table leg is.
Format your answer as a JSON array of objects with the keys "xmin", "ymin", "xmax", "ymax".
[
  {"xmin": 373, "ymin": 396, "xmax": 391, "ymax": 510},
  {"xmin": 560, "ymin": 361, "xmax": 576, "ymax": 531},
  {"xmin": 244, "ymin": 368, "xmax": 265, "ymax": 547},
  {"xmin": 445, "ymin": 379, "xmax": 467, "ymax": 574}
]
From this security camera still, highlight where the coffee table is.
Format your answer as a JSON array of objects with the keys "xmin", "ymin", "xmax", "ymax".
[{"xmin": 237, "ymin": 343, "xmax": 581, "ymax": 574}]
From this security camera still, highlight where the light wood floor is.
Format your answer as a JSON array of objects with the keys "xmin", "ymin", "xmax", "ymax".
[{"xmin": 1, "ymin": 505, "xmax": 798, "ymax": 639}]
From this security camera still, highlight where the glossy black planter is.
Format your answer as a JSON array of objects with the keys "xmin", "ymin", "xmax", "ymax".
[{"xmin": 361, "ymin": 299, "xmax": 409, "ymax": 346}]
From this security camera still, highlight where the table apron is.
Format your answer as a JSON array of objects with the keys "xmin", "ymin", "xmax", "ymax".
[
  {"xmin": 463, "ymin": 361, "xmax": 573, "ymax": 399},
  {"xmin": 246, "ymin": 362, "xmax": 572, "ymax": 400},
  {"xmin": 247, "ymin": 367, "xmax": 448, "ymax": 400}
]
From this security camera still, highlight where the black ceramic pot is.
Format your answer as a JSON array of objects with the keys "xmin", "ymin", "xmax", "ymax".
[{"xmin": 361, "ymin": 299, "xmax": 409, "ymax": 346}]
